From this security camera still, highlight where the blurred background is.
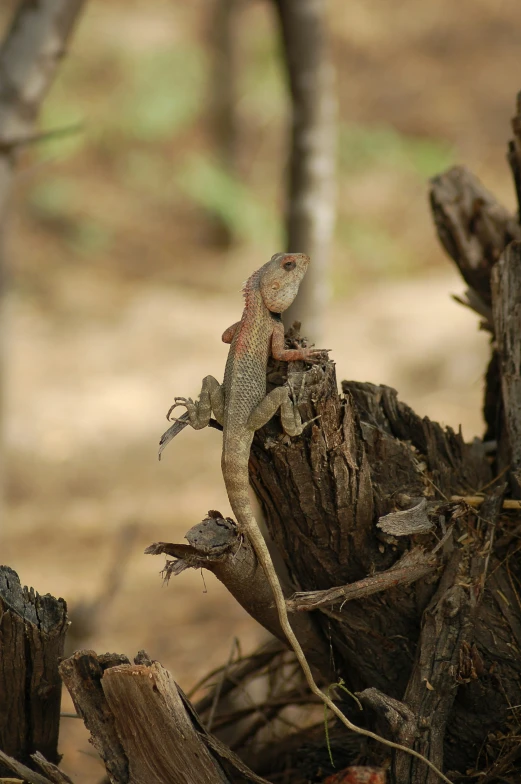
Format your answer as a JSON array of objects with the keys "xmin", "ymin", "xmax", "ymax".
[{"xmin": 1, "ymin": 0, "xmax": 520, "ymax": 779}]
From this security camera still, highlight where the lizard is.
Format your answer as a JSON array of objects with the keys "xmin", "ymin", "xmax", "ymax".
[{"xmin": 164, "ymin": 252, "xmax": 452, "ymax": 784}]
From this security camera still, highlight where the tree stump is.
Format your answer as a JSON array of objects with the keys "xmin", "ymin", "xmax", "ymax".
[
  {"xmin": 148, "ymin": 95, "xmax": 521, "ymax": 783},
  {"xmin": 59, "ymin": 649, "xmax": 270, "ymax": 784},
  {"xmin": 0, "ymin": 567, "xmax": 67, "ymax": 777}
]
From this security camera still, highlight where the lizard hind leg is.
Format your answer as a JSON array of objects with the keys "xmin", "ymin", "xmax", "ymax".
[
  {"xmin": 247, "ymin": 385, "xmax": 305, "ymax": 437},
  {"xmin": 167, "ymin": 375, "xmax": 224, "ymax": 430}
]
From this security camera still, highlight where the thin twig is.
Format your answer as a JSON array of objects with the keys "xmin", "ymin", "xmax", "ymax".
[
  {"xmin": 206, "ymin": 637, "xmax": 240, "ymax": 732},
  {"xmin": 451, "ymin": 495, "xmax": 521, "ymax": 510}
]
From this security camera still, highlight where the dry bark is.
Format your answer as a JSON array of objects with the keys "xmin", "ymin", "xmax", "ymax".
[
  {"xmin": 59, "ymin": 650, "xmax": 271, "ymax": 784},
  {"xmin": 0, "ymin": 749, "xmax": 76, "ymax": 784},
  {"xmin": 243, "ymin": 341, "xmax": 521, "ymax": 777},
  {"xmin": 491, "ymin": 242, "xmax": 521, "ymax": 496},
  {"xmin": 256, "ymin": 371, "xmax": 519, "ymax": 780},
  {"xmin": 429, "ymin": 165, "xmax": 520, "ymax": 311},
  {"xmin": 272, "ymin": 0, "xmax": 336, "ymax": 341},
  {"xmin": 146, "ymin": 511, "xmax": 333, "ymax": 681},
  {"xmin": 428, "ymin": 165, "xmax": 520, "ymax": 448},
  {"xmin": 507, "ymin": 90, "xmax": 521, "ymax": 217},
  {"xmin": 287, "ymin": 546, "xmax": 437, "ymax": 611},
  {"xmin": 393, "ymin": 485, "xmax": 506, "ymax": 783},
  {"xmin": 0, "ymin": 566, "xmax": 68, "ymax": 777}
]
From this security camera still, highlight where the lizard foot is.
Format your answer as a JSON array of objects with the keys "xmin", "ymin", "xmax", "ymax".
[
  {"xmin": 301, "ymin": 348, "xmax": 331, "ymax": 364},
  {"xmin": 167, "ymin": 397, "xmax": 194, "ymax": 421},
  {"xmin": 287, "ymin": 376, "xmax": 306, "ymax": 407}
]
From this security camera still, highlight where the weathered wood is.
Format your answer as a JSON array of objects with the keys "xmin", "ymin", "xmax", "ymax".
[
  {"xmin": 59, "ymin": 651, "xmax": 130, "ymax": 784},
  {"xmin": 0, "ymin": 750, "xmax": 57, "ymax": 784},
  {"xmin": 491, "ymin": 242, "xmax": 521, "ymax": 496},
  {"xmin": 0, "ymin": 567, "xmax": 67, "ymax": 776},
  {"xmin": 429, "ymin": 165, "xmax": 520, "ymax": 309},
  {"xmin": 31, "ymin": 753, "xmax": 75, "ymax": 784},
  {"xmin": 153, "ymin": 321, "xmax": 521, "ymax": 781},
  {"xmin": 507, "ymin": 90, "xmax": 521, "ymax": 217},
  {"xmin": 250, "ymin": 362, "xmax": 491, "ymax": 694},
  {"xmin": 392, "ymin": 490, "xmax": 503, "ymax": 783},
  {"xmin": 101, "ymin": 661, "xmax": 231, "ymax": 784},
  {"xmin": 288, "ymin": 547, "xmax": 436, "ymax": 611},
  {"xmin": 146, "ymin": 92, "xmax": 521, "ymax": 782},
  {"xmin": 60, "ymin": 650, "xmax": 274, "ymax": 784},
  {"xmin": 146, "ymin": 511, "xmax": 333, "ymax": 679},
  {"xmin": 246, "ymin": 356, "xmax": 521, "ymax": 776},
  {"xmin": 428, "ymin": 162, "xmax": 521, "ymax": 445}
]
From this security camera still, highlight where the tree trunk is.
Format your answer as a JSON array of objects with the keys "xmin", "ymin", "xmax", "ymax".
[
  {"xmin": 205, "ymin": 0, "xmax": 239, "ymax": 248},
  {"xmin": 273, "ymin": 0, "xmax": 337, "ymax": 342},
  {"xmin": 0, "ymin": 0, "xmax": 86, "ymax": 502}
]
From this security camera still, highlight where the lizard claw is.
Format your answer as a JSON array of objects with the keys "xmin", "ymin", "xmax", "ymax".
[
  {"xmin": 302, "ymin": 414, "xmax": 321, "ymax": 430},
  {"xmin": 166, "ymin": 397, "xmax": 193, "ymax": 421},
  {"xmin": 287, "ymin": 377, "xmax": 300, "ymax": 405},
  {"xmin": 299, "ymin": 348, "xmax": 330, "ymax": 364}
]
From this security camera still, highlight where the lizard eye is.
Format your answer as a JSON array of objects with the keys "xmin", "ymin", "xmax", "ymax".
[{"xmin": 283, "ymin": 260, "xmax": 296, "ymax": 271}]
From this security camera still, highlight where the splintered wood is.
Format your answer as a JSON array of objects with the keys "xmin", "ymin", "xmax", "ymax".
[{"xmin": 0, "ymin": 567, "xmax": 67, "ymax": 777}]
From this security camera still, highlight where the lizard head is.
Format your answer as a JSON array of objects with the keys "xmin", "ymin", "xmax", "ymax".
[{"xmin": 258, "ymin": 252, "xmax": 310, "ymax": 313}]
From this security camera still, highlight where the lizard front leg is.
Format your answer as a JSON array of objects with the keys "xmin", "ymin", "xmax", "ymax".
[
  {"xmin": 271, "ymin": 321, "xmax": 328, "ymax": 364},
  {"xmin": 168, "ymin": 375, "xmax": 225, "ymax": 429},
  {"xmin": 222, "ymin": 321, "xmax": 240, "ymax": 344}
]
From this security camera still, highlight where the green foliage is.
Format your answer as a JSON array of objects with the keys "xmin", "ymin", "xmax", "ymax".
[
  {"xmin": 38, "ymin": 41, "xmax": 205, "ymax": 162},
  {"xmin": 324, "ymin": 679, "xmax": 363, "ymax": 768},
  {"xmin": 334, "ymin": 219, "xmax": 415, "ymax": 294},
  {"xmin": 28, "ymin": 177, "xmax": 78, "ymax": 219},
  {"xmin": 116, "ymin": 48, "xmax": 205, "ymax": 142},
  {"xmin": 238, "ymin": 28, "xmax": 286, "ymax": 120},
  {"xmin": 69, "ymin": 218, "xmax": 113, "ymax": 256},
  {"xmin": 177, "ymin": 154, "xmax": 281, "ymax": 246},
  {"xmin": 118, "ymin": 149, "xmax": 172, "ymax": 198},
  {"xmin": 28, "ymin": 177, "xmax": 112, "ymax": 256},
  {"xmin": 339, "ymin": 122, "xmax": 453, "ymax": 177}
]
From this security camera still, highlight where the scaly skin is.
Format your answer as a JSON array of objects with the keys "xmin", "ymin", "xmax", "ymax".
[{"xmin": 167, "ymin": 253, "xmax": 452, "ymax": 784}]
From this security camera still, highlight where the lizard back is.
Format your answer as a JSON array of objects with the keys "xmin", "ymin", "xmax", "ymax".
[{"xmin": 222, "ymin": 277, "xmax": 274, "ymax": 437}]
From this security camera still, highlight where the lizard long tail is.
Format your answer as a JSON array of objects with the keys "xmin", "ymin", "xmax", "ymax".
[{"xmin": 223, "ymin": 459, "xmax": 452, "ymax": 784}]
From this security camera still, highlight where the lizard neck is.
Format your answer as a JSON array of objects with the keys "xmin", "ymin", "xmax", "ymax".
[{"xmin": 239, "ymin": 269, "xmax": 271, "ymax": 331}]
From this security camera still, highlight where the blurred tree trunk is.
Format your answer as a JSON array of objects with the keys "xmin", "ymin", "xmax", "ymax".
[
  {"xmin": 0, "ymin": 0, "xmax": 86, "ymax": 509},
  {"xmin": 273, "ymin": 0, "xmax": 337, "ymax": 342},
  {"xmin": 206, "ymin": 0, "xmax": 239, "ymax": 249}
]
